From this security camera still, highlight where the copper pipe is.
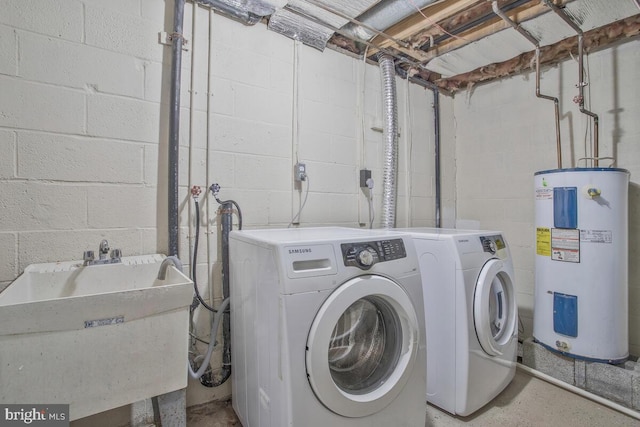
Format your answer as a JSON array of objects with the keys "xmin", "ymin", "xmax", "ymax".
[
  {"xmin": 536, "ymin": 48, "xmax": 562, "ymax": 169},
  {"xmin": 543, "ymin": 0, "xmax": 599, "ymax": 166},
  {"xmin": 492, "ymin": 1, "xmax": 562, "ymax": 168}
]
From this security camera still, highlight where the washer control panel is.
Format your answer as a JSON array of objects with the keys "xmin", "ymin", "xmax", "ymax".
[
  {"xmin": 341, "ymin": 239, "xmax": 406, "ymax": 270},
  {"xmin": 480, "ymin": 235, "xmax": 506, "ymax": 254}
]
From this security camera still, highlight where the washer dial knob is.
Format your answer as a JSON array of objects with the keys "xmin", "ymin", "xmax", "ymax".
[
  {"xmin": 356, "ymin": 248, "xmax": 375, "ymax": 267},
  {"xmin": 483, "ymin": 239, "xmax": 497, "ymax": 254}
]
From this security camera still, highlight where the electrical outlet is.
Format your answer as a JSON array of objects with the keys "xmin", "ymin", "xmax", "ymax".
[
  {"xmin": 360, "ymin": 169, "xmax": 372, "ymax": 188},
  {"xmin": 295, "ymin": 163, "xmax": 306, "ymax": 182}
]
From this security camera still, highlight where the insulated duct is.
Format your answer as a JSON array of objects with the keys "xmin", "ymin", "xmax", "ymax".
[
  {"xmin": 342, "ymin": 0, "xmax": 437, "ymax": 41},
  {"xmin": 378, "ymin": 54, "xmax": 398, "ymax": 229},
  {"xmin": 194, "ymin": 0, "xmax": 283, "ymax": 24},
  {"xmin": 269, "ymin": 0, "xmax": 379, "ymax": 50}
]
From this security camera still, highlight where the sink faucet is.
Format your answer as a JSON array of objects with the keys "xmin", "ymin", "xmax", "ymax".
[
  {"xmin": 99, "ymin": 240, "xmax": 110, "ymax": 260},
  {"xmin": 82, "ymin": 240, "xmax": 122, "ymax": 266},
  {"xmin": 158, "ymin": 256, "xmax": 184, "ymax": 280}
]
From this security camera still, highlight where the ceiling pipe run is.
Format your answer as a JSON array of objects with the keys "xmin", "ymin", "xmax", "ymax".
[
  {"xmin": 491, "ymin": 1, "xmax": 562, "ymax": 169},
  {"xmin": 542, "ymin": 0, "xmax": 600, "ymax": 167}
]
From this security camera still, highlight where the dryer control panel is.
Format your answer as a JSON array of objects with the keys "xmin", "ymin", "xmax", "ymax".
[
  {"xmin": 480, "ymin": 235, "xmax": 506, "ymax": 255},
  {"xmin": 341, "ymin": 238, "xmax": 406, "ymax": 270}
]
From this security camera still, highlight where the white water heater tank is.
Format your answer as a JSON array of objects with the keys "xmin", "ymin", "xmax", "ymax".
[{"xmin": 533, "ymin": 168, "xmax": 629, "ymax": 363}]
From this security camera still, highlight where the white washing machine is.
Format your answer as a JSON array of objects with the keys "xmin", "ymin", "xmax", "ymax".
[
  {"xmin": 398, "ymin": 228, "xmax": 518, "ymax": 416},
  {"xmin": 230, "ymin": 227, "xmax": 426, "ymax": 427}
]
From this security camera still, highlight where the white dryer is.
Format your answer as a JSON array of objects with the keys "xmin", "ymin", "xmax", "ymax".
[
  {"xmin": 230, "ymin": 227, "xmax": 426, "ymax": 427},
  {"xmin": 399, "ymin": 228, "xmax": 518, "ymax": 416}
]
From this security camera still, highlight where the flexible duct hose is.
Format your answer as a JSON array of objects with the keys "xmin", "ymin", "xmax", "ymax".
[{"xmin": 378, "ymin": 54, "xmax": 399, "ymax": 228}]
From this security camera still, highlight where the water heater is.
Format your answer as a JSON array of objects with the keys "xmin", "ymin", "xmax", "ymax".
[{"xmin": 533, "ymin": 168, "xmax": 630, "ymax": 363}]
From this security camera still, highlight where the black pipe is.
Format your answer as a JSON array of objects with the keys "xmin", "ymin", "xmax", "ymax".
[
  {"xmin": 433, "ymin": 88, "xmax": 441, "ymax": 228},
  {"xmin": 208, "ymin": 202, "xmax": 232, "ymax": 387},
  {"xmin": 168, "ymin": 0, "xmax": 185, "ymax": 257}
]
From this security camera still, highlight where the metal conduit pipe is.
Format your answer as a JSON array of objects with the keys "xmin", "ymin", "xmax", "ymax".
[
  {"xmin": 492, "ymin": 1, "xmax": 562, "ymax": 169},
  {"xmin": 168, "ymin": 0, "xmax": 185, "ymax": 257},
  {"xmin": 169, "ymin": 0, "xmax": 267, "ymax": 256},
  {"xmin": 542, "ymin": 0, "xmax": 599, "ymax": 166},
  {"xmin": 378, "ymin": 54, "xmax": 399, "ymax": 229}
]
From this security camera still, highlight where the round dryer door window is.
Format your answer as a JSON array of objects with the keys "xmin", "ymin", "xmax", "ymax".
[
  {"xmin": 306, "ymin": 275, "xmax": 419, "ymax": 418},
  {"xmin": 473, "ymin": 259, "xmax": 517, "ymax": 356}
]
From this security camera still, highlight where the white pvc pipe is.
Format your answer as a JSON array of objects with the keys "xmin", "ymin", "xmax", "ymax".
[{"xmin": 516, "ymin": 363, "xmax": 640, "ymax": 421}]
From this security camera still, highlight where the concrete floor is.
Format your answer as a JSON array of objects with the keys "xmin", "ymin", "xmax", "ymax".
[{"xmin": 187, "ymin": 369, "xmax": 640, "ymax": 426}]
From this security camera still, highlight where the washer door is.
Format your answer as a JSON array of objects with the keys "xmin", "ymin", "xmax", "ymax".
[
  {"xmin": 473, "ymin": 259, "xmax": 517, "ymax": 356},
  {"xmin": 306, "ymin": 275, "xmax": 419, "ymax": 418}
]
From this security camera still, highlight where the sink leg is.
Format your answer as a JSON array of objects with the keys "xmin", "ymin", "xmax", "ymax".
[{"xmin": 153, "ymin": 388, "xmax": 186, "ymax": 427}]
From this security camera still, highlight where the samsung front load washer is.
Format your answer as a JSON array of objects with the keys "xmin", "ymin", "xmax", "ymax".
[
  {"xmin": 398, "ymin": 228, "xmax": 518, "ymax": 416},
  {"xmin": 230, "ymin": 227, "xmax": 426, "ymax": 427}
]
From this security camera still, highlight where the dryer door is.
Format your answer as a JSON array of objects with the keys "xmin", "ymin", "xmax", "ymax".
[
  {"xmin": 473, "ymin": 259, "xmax": 517, "ymax": 356},
  {"xmin": 306, "ymin": 275, "xmax": 419, "ymax": 418}
]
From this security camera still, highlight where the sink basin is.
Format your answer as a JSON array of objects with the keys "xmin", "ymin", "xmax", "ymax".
[{"xmin": 0, "ymin": 254, "xmax": 193, "ymax": 421}]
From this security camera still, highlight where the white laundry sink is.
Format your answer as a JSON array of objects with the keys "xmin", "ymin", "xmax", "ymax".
[{"xmin": 0, "ymin": 254, "xmax": 193, "ymax": 421}]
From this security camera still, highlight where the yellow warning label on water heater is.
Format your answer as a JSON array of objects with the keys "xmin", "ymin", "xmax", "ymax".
[{"xmin": 536, "ymin": 227, "xmax": 551, "ymax": 256}]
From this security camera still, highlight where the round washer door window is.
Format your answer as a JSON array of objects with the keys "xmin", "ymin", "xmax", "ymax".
[
  {"xmin": 306, "ymin": 275, "xmax": 419, "ymax": 418},
  {"xmin": 473, "ymin": 259, "xmax": 517, "ymax": 356}
]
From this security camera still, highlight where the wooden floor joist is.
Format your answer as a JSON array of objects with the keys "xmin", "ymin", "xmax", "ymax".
[{"xmin": 433, "ymin": 14, "xmax": 640, "ymax": 93}]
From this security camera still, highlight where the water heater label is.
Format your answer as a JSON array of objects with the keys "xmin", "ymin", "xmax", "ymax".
[
  {"xmin": 551, "ymin": 228, "xmax": 580, "ymax": 263},
  {"xmin": 536, "ymin": 227, "xmax": 551, "ymax": 256},
  {"xmin": 580, "ymin": 229, "xmax": 612, "ymax": 244},
  {"xmin": 535, "ymin": 187, "xmax": 553, "ymax": 200}
]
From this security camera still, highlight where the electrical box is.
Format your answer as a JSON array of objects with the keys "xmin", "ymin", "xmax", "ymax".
[
  {"xmin": 360, "ymin": 169, "xmax": 371, "ymax": 188},
  {"xmin": 294, "ymin": 163, "xmax": 306, "ymax": 182}
]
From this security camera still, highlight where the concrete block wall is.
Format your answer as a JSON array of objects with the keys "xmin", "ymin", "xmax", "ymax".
[
  {"xmin": 453, "ymin": 39, "xmax": 640, "ymax": 355},
  {"xmin": 0, "ymin": 0, "xmax": 169, "ymax": 294},
  {"xmin": 0, "ymin": 0, "xmax": 449, "ymax": 423}
]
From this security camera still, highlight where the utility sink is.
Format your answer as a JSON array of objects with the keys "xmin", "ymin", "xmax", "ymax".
[{"xmin": 0, "ymin": 254, "xmax": 193, "ymax": 421}]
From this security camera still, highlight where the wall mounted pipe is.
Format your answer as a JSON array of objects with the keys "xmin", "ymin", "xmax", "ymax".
[
  {"xmin": 378, "ymin": 54, "xmax": 399, "ymax": 229},
  {"xmin": 535, "ymin": 47, "xmax": 562, "ymax": 169},
  {"xmin": 168, "ymin": 0, "xmax": 185, "ymax": 257},
  {"xmin": 542, "ymin": 0, "xmax": 599, "ymax": 166},
  {"xmin": 492, "ymin": 1, "xmax": 562, "ymax": 169},
  {"xmin": 433, "ymin": 88, "xmax": 441, "ymax": 228}
]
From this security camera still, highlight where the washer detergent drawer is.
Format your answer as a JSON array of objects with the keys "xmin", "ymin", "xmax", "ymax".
[{"xmin": 284, "ymin": 244, "xmax": 337, "ymax": 279}]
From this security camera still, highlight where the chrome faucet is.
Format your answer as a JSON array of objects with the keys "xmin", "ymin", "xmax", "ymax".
[
  {"xmin": 83, "ymin": 240, "xmax": 122, "ymax": 266},
  {"xmin": 99, "ymin": 240, "xmax": 110, "ymax": 260},
  {"xmin": 157, "ymin": 256, "xmax": 184, "ymax": 280}
]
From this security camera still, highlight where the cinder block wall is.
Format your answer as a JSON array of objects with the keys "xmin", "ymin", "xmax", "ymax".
[
  {"xmin": 0, "ymin": 0, "xmax": 452, "ymax": 422},
  {"xmin": 452, "ymin": 39, "xmax": 640, "ymax": 355}
]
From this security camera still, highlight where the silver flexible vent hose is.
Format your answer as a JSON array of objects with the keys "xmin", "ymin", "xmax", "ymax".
[{"xmin": 378, "ymin": 54, "xmax": 398, "ymax": 228}]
